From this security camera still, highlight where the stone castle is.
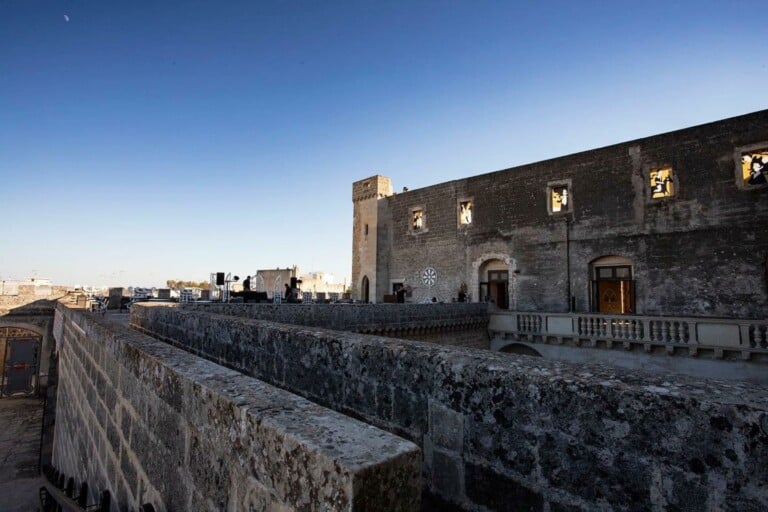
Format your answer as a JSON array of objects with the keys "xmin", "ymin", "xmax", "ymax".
[
  {"xmin": 352, "ymin": 109, "xmax": 768, "ymax": 320},
  {"xmin": 1, "ymin": 110, "xmax": 767, "ymax": 512}
]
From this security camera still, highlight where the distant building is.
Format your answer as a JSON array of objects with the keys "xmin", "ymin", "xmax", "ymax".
[
  {"xmin": 0, "ymin": 278, "xmax": 53, "ymax": 296},
  {"xmin": 179, "ymin": 288, "xmax": 201, "ymax": 302},
  {"xmin": 132, "ymin": 287, "xmax": 153, "ymax": 299}
]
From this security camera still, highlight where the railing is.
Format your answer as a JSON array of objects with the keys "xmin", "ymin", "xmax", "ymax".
[
  {"xmin": 40, "ymin": 464, "xmax": 155, "ymax": 512},
  {"xmin": 489, "ymin": 311, "xmax": 768, "ymax": 353}
]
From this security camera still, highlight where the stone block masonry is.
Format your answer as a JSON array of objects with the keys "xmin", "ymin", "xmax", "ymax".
[
  {"xmin": 53, "ymin": 303, "xmax": 421, "ymax": 511},
  {"xmin": 180, "ymin": 302, "xmax": 490, "ymax": 348},
  {"xmin": 133, "ymin": 303, "xmax": 768, "ymax": 512},
  {"xmin": 356, "ymin": 109, "xmax": 768, "ymax": 317}
]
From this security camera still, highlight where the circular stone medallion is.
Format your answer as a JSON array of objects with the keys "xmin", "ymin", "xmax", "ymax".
[{"xmin": 421, "ymin": 267, "xmax": 437, "ymax": 288}]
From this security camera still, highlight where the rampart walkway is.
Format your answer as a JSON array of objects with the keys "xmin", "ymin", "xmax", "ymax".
[{"xmin": 0, "ymin": 398, "xmax": 44, "ymax": 512}]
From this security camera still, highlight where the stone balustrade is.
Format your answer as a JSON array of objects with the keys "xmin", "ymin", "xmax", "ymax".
[{"xmin": 490, "ymin": 311, "xmax": 768, "ymax": 359}]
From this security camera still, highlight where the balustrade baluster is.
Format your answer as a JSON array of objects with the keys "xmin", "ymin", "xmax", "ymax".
[{"xmin": 661, "ymin": 321, "xmax": 670, "ymax": 343}]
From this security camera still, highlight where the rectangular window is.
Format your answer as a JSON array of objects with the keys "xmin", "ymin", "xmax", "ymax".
[
  {"xmin": 614, "ymin": 267, "xmax": 631, "ymax": 279},
  {"xmin": 459, "ymin": 201, "xmax": 472, "ymax": 225},
  {"xmin": 412, "ymin": 209, "xmax": 424, "ymax": 230},
  {"xmin": 741, "ymin": 149, "xmax": 768, "ymax": 187},
  {"xmin": 364, "ymin": 224, "xmax": 369, "ymax": 236},
  {"xmin": 550, "ymin": 185, "xmax": 569, "ymax": 213},
  {"xmin": 650, "ymin": 167, "xmax": 675, "ymax": 199},
  {"xmin": 597, "ymin": 268, "xmax": 613, "ymax": 279}
]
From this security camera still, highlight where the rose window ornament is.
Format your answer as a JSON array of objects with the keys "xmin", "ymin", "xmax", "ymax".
[{"xmin": 421, "ymin": 267, "xmax": 437, "ymax": 288}]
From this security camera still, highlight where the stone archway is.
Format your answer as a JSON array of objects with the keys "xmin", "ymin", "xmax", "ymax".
[
  {"xmin": 361, "ymin": 276, "xmax": 370, "ymax": 303},
  {"xmin": 589, "ymin": 255, "xmax": 635, "ymax": 314},
  {"xmin": 500, "ymin": 343, "xmax": 542, "ymax": 357},
  {"xmin": 471, "ymin": 254, "xmax": 516, "ymax": 309}
]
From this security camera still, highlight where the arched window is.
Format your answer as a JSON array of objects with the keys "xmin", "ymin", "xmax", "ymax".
[{"xmin": 590, "ymin": 256, "xmax": 635, "ymax": 314}]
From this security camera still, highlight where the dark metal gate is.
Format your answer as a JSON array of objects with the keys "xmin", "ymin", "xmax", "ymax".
[{"xmin": 0, "ymin": 327, "xmax": 41, "ymax": 397}]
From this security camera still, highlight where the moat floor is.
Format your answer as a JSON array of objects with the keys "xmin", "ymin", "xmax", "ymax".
[{"xmin": 0, "ymin": 397, "xmax": 44, "ymax": 512}]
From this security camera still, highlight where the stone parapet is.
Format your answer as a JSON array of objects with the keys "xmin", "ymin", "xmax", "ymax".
[
  {"xmin": 180, "ymin": 302, "xmax": 489, "ymax": 337},
  {"xmin": 53, "ymin": 304, "xmax": 420, "ymax": 511},
  {"xmin": 133, "ymin": 303, "xmax": 768, "ymax": 512}
]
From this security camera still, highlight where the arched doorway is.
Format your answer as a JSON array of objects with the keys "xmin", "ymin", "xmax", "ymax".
[
  {"xmin": 0, "ymin": 326, "xmax": 42, "ymax": 397},
  {"xmin": 500, "ymin": 343, "xmax": 542, "ymax": 357},
  {"xmin": 590, "ymin": 256, "xmax": 635, "ymax": 314},
  {"xmin": 479, "ymin": 259, "xmax": 509, "ymax": 309},
  {"xmin": 361, "ymin": 276, "xmax": 370, "ymax": 303}
]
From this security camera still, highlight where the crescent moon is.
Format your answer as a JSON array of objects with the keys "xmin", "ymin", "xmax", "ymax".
[{"xmin": 64, "ymin": 15, "xmax": 70, "ymax": 22}]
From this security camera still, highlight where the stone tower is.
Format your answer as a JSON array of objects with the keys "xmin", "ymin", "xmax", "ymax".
[{"xmin": 352, "ymin": 175, "xmax": 392, "ymax": 303}]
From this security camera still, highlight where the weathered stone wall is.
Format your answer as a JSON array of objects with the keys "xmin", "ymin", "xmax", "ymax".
[
  {"xmin": 0, "ymin": 284, "xmax": 69, "ymax": 315},
  {"xmin": 0, "ymin": 285, "xmax": 70, "ymax": 392},
  {"xmin": 179, "ymin": 302, "xmax": 489, "ymax": 348},
  {"xmin": 0, "ymin": 286, "xmax": 71, "ymax": 323},
  {"xmin": 179, "ymin": 301, "xmax": 489, "ymax": 328},
  {"xmin": 392, "ymin": 326, "xmax": 489, "ymax": 350},
  {"xmin": 365, "ymin": 110, "xmax": 768, "ymax": 317},
  {"xmin": 53, "ymin": 304, "xmax": 420, "ymax": 511},
  {"xmin": 133, "ymin": 303, "xmax": 768, "ymax": 512}
]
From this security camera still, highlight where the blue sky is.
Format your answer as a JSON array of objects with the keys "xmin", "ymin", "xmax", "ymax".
[{"xmin": 1, "ymin": 1, "xmax": 766, "ymax": 287}]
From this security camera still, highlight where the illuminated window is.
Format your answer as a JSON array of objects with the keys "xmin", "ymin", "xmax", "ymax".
[
  {"xmin": 550, "ymin": 185, "xmax": 569, "ymax": 213},
  {"xmin": 412, "ymin": 209, "xmax": 424, "ymax": 230},
  {"xmin": 459, "ymin": 201, "xmax": 472, "ymax": 225},
  {"xmin": 650, "ymin": 167, "xmax": 675, "ymax": 199},
  {"xmin": 741, "ymin": 149, "xmax": 768, "ymax": 187}
]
